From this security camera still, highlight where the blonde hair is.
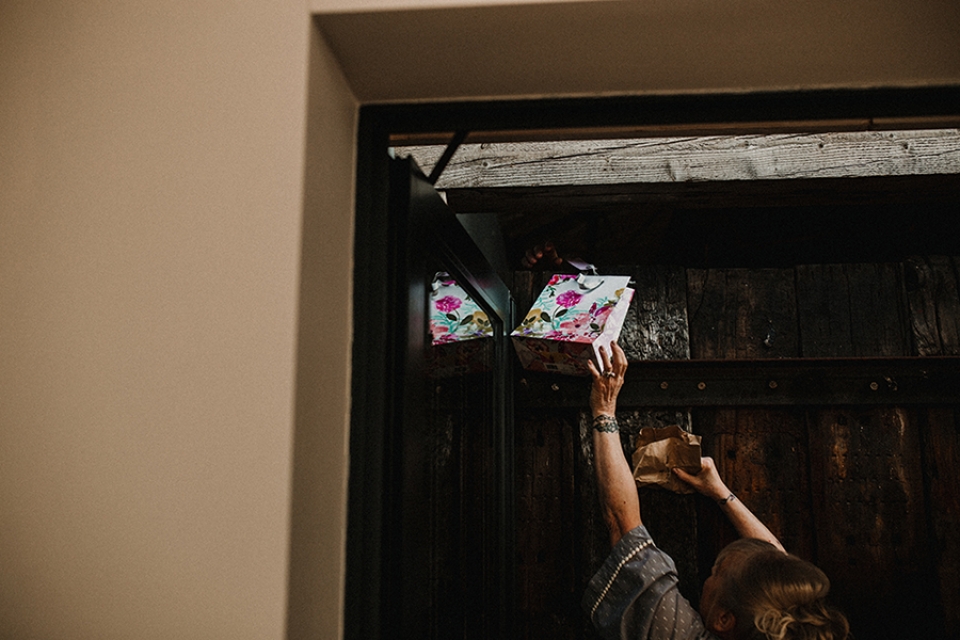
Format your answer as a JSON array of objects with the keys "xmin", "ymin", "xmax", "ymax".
[{"xmin": 717, "ymin": 540, "xmax": 850, "ymax": 640}]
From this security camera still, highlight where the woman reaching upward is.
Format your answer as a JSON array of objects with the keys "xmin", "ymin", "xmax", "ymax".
[{"xmin": 583, "ymin": 342, "xmax": 849, "ymax": 640}]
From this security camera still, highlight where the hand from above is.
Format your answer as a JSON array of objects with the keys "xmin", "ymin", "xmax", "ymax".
[{"xmin": 520, "ymin": 241, "xmax": 564, "ymax": 269}]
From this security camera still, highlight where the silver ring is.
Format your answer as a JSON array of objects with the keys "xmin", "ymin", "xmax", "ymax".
[{"xmin": 603, "ymin": 370, "xmax": 617, "ymax": 378}]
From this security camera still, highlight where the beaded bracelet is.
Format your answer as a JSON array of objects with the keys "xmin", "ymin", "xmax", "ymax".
[{"xmin": 592, "ymin": 415, "xmax": 619, "ymax": 433}]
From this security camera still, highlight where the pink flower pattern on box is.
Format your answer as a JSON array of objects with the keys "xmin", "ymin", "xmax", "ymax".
[
  {"xmin": 513, "ymin": 274, "xmax": 625, "ymax": 340},
  {"xmin": 434, "ymin": 295, "xmax": 462, "ymax": 313},
  {"xmin": 429, "ymin": 273, "xmax": 493, "ymax": 345},
  {"xmin": 555, "ymin": 290, "xmax": 583, "ymax": 308}
]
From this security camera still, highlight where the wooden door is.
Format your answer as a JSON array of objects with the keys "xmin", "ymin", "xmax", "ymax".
[{"xmin": 514, "ymin": 257, "xmax": 960, "ymax": 640}]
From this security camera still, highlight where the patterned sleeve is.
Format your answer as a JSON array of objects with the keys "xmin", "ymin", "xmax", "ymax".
[{"xmin": 582, "ymin": 525, "xmax": 714, "ymax": 640}]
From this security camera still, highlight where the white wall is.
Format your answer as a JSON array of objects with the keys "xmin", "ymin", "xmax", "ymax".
[
  {"xmin": 285, "ymin": 20, "xmax": 358, "ymax": 640},
  {"xmin": 0, "ymin": 1, "xmax": 360, "ymax": 638}
]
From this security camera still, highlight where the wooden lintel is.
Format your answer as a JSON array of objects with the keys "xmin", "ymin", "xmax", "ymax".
[
  {"xmin": 397, "ymin": 129, "xmax": 960, "ymax": 191},
  {"xmin": 516, "ymin": 356, "xmax": 960, "ymax": 408}
]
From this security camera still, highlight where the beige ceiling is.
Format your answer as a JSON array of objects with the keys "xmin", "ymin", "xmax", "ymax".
[{"xmin": 315, "ymin": 0, "xmax": 960, "ymax": 104}]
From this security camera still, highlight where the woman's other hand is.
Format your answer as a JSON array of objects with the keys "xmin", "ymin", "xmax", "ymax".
[{"xmin": 673, "ymin": 456, "xmax": 730, "ymax": 502}]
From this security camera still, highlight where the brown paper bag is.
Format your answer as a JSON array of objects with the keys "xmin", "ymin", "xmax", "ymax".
[{"xmin": 631, "ymin": 425, "xmax": 703, "ymax": 494}]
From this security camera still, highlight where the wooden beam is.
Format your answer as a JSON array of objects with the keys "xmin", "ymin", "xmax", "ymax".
[{"xmin": 397, "ymin": 129, "xmax": 960, "ymax": 190}]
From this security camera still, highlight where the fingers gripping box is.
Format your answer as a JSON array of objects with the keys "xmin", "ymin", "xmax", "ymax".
[{"xmin": 511, "ymin": 274, "xmax": 634, "ymax": 376}]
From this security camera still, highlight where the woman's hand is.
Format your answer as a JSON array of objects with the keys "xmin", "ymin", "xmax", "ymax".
[
  {"xmin": 587, "ymin": 342, "xmax": 627, "ymax": 418},
  {"xmin": 676, "ymin": 456, "xmax": 786, "ymax": 551},
  {"xmin": 672, "ymin": 456, "xmax": 730, "ymax": 502}
]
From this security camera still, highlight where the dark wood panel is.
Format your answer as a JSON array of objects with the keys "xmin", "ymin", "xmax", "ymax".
[
  {"xmin": 907, "ymin": 258, "xmax": 960, "ymax": 637},
  {"xmin": 797, "ymin": 261, "xmax": 940, "ymax": 637},
  {"xmin": 516, "ymin": 412, "xmax": 578, "ymax": 640},
  {"xmin": 687, "ymin": 268, "xmax": 799, "ymax": 359},
  {"xmin": 785, "ymin": 262, "xmax": 912, "ymax": 357},
  {"xmin": 430, "ymin": 363, "xmax": 511, "ymax": 639},
  {"xmin": 619, "ymin": 265, "xmax": 691, "ymax": 361},
  {"xmin": 906, "ymin": 255, "xmax": 960, "ymax": 356},
  {"xmin": 686, "ymin": 267, "xmax": 809, "ymax": 590},
  {"xmin": 697, "ymin": 408, "xmax": 813, "ymax": 562},
  {"xmin": 574, "ymin": 408, "xmax": 607, "ymax": 640},
  {"xmin": 808, "ymin": 407, "xmax": 940, "ymax": 640},
  {"xmin": 920, "ymin": 407, "xmax": 960, "ymax": 639},
  {"xmin": 512, "ymin": 270, "xmax": 581, "ymax": 640}
]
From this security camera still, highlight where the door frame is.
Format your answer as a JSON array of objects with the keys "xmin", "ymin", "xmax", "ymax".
[{"xmin": 343, "ymin": 86, "xmax": 960, "ymax": 639}]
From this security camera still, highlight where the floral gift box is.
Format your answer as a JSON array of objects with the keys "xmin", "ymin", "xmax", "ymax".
[
  {"xmin": 511, "ymin": 273, "xmax": 634, "ymax": 376},
  {"xmin": 427, "ymin": 273, "xmax": 494, "ymax": 377}
]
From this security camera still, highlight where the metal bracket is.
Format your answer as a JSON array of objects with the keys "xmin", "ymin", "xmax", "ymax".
[
  {"xmin": 428, "ymin": 130, "xmax": 469, "ymax": 186},
  {"xmin": 517, "ymin": 356, "xmax": 960, "ymax": 408}
]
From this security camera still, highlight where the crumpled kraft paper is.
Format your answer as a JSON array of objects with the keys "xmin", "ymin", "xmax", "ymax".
[{"xmin": 631, "ymin": 425, "xmax": 703, "ymax": 494}]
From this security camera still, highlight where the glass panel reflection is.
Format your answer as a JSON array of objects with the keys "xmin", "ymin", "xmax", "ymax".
[
  {"xmin": 427, "ymin": 271, "xmax": 495, "ymax": 378},
  {"xmin": 419, "ymin": 264, "xmax": 501, "ymax": 638}
]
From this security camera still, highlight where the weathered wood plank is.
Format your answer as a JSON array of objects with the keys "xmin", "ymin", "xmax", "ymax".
[
  {"xmin": 516, "ymin": 412, "xmax": 578, "ymax": 640},
  {"xmin": 807, "ymin": 407, "xmax": 940, "ymax": 640},
  {"xmin": 618, "ymin": 265, "xmax": 697, "ymax": 605},
  {"xmin": 797, "ymin": 263, "xmax": 911, "ymax": 357},
  {"xmin": 617, "ymin": 264, "xmax": 690, "ymax": 361},
  {"xmin": 920, "ymin": 407, "xmax": 960, "ymax": 639},
  {"xmin": 687, "ymin": 268, "xmax": 799, "ymax": 359},
  {"xmin": 388, "ymin": 119, "xmax": 882, "ymax": 146},
  {"xmin": 904, "ymin": 259, "xmax": 960, "ymax": 637},
  {"xmin": 685, "ymin": 267, "xmax": 809, "ymax": 593},
  {"xmin": 797, "ymin": 261, "xmax": 938, "ymax": 638},
  {"xmin": 696, "ymin": 408, "xmax": 813, "ymax": 560},
  {"xmin": 795, "ymin": 264, "xmax": 854, "ymax": 357},
  {"xmin": 905, "ymin": 255, "xmax": 960, "ymax": 355},
  {"xmin": 399, "ymin": 130, "xmax": 960, "ymax": 190},
  {"xmin": 846, "ymin": 263, "xmax": 911, "ymax": 356}
]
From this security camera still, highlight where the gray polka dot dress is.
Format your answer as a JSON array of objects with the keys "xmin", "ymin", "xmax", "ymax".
[{"xmin": 582, "ymin": 526, "xmax": 717, "ymax": 640}]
